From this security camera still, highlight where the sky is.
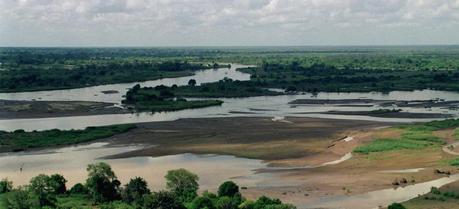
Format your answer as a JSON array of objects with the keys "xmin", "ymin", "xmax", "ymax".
[{"xmin": 1, "ymin": 0, "xmax": 459, "ymax": 47}]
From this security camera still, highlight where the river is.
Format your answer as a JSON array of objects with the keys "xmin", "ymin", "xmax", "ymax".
[{"xmin": 1, "ymin": 64, "xmax": 459, "ymax": 208}]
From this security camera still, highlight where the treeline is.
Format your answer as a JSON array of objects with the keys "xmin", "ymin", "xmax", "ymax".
[
  {"xmin": 0, "ymin": 61, "xmax": 222, "ymax": 92},
  {"xmin": 241, "ymin": 62, "xmax": 459, "ymax": 92},
  {"xmin": 0, "ymin": 162, "xmax": 296, "ymax": 209}
]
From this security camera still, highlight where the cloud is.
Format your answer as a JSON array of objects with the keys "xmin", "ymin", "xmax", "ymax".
[{"xmin": 0, "ymin": 0, "xmax": 458, "ymax": 46}]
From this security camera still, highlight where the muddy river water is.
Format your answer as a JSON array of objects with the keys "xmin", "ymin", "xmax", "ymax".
[{"xmin": 1, "ymin": 64, "xmax": 459, "ymax": 208}]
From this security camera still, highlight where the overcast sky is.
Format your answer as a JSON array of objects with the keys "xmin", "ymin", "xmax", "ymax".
[{"xmin": 1, "ymin": 0, "xmax": 459, "ymax": 47}]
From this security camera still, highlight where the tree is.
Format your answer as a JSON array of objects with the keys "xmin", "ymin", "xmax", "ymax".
[
  {"xmin": 86, "ymin": 162, "xmax": 121, "ymax": 203},
  {"xmin": 0, "ymin": 178, "xmax": 13, "ymax": 194},
  {"xmin": 188, "ymin": 79, "xmax": 197, "ymax": 87},
  {"xmin": 143, "ymin": 191, "xmax": 186, "ymax": 209},
  {"xmin": 48, "ymin": 174, "xmax": 67, "ymax": 194},
  {"xmin": 122, "ymin": 177, "xmax": 150, "ymax": 204},
  {"xmin": 165, "ymin": 169, "xmax": 199, "ymax": 203},
  {"xmin": 218, "ymin": 181, "xmax": 239, "ymax": 197},
  {"xmin": 29, "ymin": 174, "xmax": 56, "ymax": 207}
]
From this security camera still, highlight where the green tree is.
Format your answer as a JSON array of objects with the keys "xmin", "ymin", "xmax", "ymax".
[
  {"xmin": 122, "ymin": 177, "xmax": 150, "ymax": 204},
  {"xmin": 143, "ymin": 191, "xmax": 186, "ymax": 209},
  {"xmin": 29, "ymin": 174, "xmax": 56, "ymax": 207},
  {"xmin": 86, "ymin": 162, "xmax": 121, "ymax": 203},
  {"xmin": 0, "ymin": 178, "xmax": 13, "ymax": 194},
  {"xmin": 48, "ymin": 174, "xmax": 67, "ymax": 194},
  {"xmin": 165, "ymin": 169, "xmax": 199, "ymax": 203},
  {"xmin": 218, "ymin": 181, "xmax": 239, "ymax": 197}
]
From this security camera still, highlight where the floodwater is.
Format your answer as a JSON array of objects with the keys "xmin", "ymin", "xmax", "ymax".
[{"xmin": 1, "ymin": 64, "xmax": 459, "ymax": 208}]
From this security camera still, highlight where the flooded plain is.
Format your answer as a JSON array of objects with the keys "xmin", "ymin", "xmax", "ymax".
[{"xmin": 1, "ymin": 64, "xmax": 459, "ymax": 208}]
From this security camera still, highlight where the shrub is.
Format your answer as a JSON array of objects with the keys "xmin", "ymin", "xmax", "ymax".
[
  {"xmin": 143, "ymin": 191, "xmax": 186, "ymax": 209},
  {"xmin": 0, "ymin": 178, "xmax": 13, "ymax": 194},
  {"xmin": 69, "ymin": 183, "xmax": 88, "ymax": 195},
  {"xmin": 388, "ymin": 203, "xmax": 406, "ymax": 209}
]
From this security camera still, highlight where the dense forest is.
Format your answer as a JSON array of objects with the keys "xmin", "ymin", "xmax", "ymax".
[
  {"xmin": 239, "ymin": 62, "xmax": 459, "ymax": 92},
  {"xmin": 1, "ymin": 46, "xmax": 459, "ymax": 93}
]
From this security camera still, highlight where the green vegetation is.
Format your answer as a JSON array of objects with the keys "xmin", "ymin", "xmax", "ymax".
[
  {"xmin": 449, "ymin": 158, "xmax": 459, "ymax": 167},
  {"xmin": 239, "ymin": 62, "xmax": 459, "ymax": 92},
  {"xmin": 370, "ymin": 109, "xmax": 402, "ymax": 114},
  {"xmin": 123, "ymin": 84, "xmax": 223, "ymax": 112},
  {"xmin": 354, "ymin": 119, "xmax": 459, "ymax": 154},
  {"xmin": 0, "ymin": 124, "xmax": 136, "ymax": 152},
  {"xmin": 0, "ymin": 47, "xmax": 230, "ymax": 92},
  {"xmin": 2, "ymin": 46, "xmax": 459, "ymax": 93},
  {"xmin": 125, "ymin": 78, "xmax": 281, "ymax": 102},
  {"xmin": 0, "ymin": 162, "xmax": 296, "ymax": 209}
]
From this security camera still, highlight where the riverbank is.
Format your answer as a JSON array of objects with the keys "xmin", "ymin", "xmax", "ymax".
[{"xmin": 0, "ymin": 99, "xmax": 130, "ymax": 119}]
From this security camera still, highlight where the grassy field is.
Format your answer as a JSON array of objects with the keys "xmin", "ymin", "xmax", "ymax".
[
  {"xmin": 0, "ymin": 124, "xmax": 136, "ymax": 152},
  {"xmin": 354, "ymin": 119, "xmax": 459, "ymax": 154}
]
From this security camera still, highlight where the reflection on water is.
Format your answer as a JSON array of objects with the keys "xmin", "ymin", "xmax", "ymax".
[
  {"xmin": 304, "ymin": 174, "xmax": 459, "ymax": 209},
  {"xmin": 0, "ymin": 142, "xmax": 268, "ymax": 191}
]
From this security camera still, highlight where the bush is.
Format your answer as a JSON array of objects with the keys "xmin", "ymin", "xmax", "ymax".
[
  {"xmin": 388, "ymin": 203, "xmax": 406, "ymax": 209},
  {"xmin": 4, "ymin": 187, "xmax": 37, "ymax": 209},
  {"xmin": 189, "ymin": 196, "xmax": 215, "ymax": 209},
  {"xmin": 0, "ymin": 178, "xmax": 13, "ymax": 194},
  {"xmin": 143, "ymin": 191, "xmax": 186, "ymax": 209},
  {"xmin": 69, "ymin": 183, "xmax": 88, "ymax": 195}
]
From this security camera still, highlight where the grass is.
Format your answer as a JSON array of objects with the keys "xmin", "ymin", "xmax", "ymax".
[
  {"xmin": 354, "ymin": 119, "xmax": 459, "ymax": 154},
  {"xmin": 449, "ymin": 158, "xmax": 459, "ymax": 167},
  {"xmin": 0, "ymin": 124, "xmax": 136, "ymax": 152}
]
